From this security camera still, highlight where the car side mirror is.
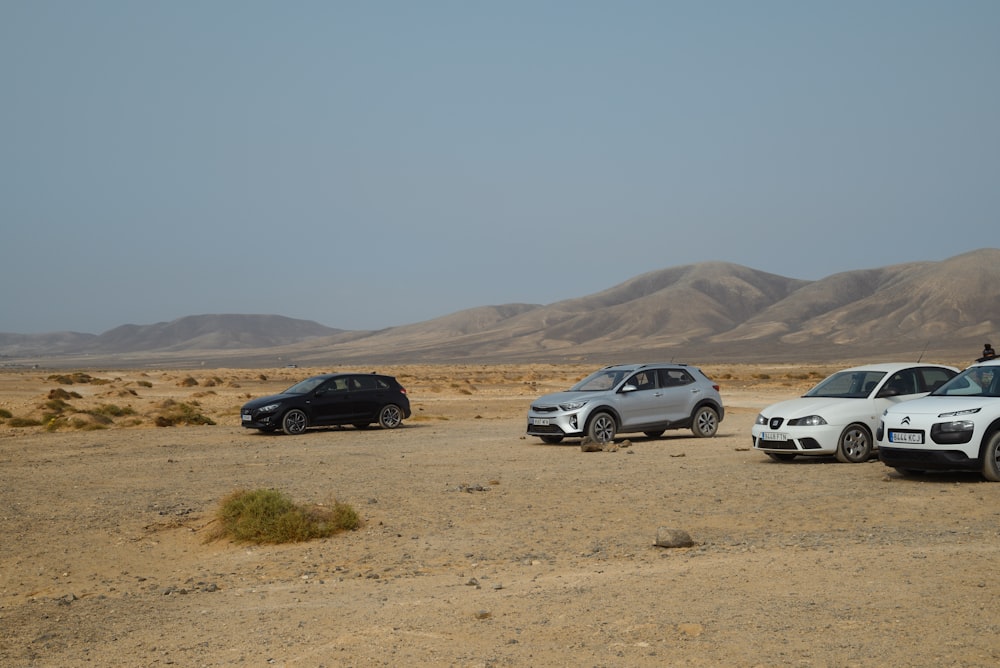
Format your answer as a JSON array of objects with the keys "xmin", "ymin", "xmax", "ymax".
[{"xmin": 621, "ymin": 384, "xmax": 638, "ymax": 393}]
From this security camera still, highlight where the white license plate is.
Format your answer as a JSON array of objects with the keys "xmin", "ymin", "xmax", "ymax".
[
  {"xmin": 531, "ymin": 418, "xmax": 550, "ymax": 426},
  {"xmin": 760, "ymin": 432, "xmax": 788, "ymax": 441},
  {"xmin": 889, "ymin": 431, "xmax": 923, "ymax": 444},
  {"xmin": 241, "ymin": 414, "xmax": 252, "ymax": 422}
]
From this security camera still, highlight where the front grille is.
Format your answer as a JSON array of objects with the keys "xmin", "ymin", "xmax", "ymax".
[
  {"xmin": 527, "ymin": 422, "xmax": 565, "ymax": 435},
  {"xmin": 531, "ymin": 405, "xmax": 559, "ymax": 413},
  {"xmin": 762, "ymin": 440, "xmax": 795, "ymax": 450}
]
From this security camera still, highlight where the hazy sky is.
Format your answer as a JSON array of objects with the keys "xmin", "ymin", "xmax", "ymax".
[{"xmin": 2, "ymin": 1, "xmax": 997, "ymax": 334}]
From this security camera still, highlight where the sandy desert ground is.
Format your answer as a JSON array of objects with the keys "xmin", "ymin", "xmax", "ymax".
[{"xmin": 2, "ymin": 361, "xmax": 999, "ymax": 667}]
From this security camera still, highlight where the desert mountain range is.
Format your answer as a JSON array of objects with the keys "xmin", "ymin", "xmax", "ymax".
[{"xmin": 3, "ymin": 249, "xmax": 998, "ymax": 367}]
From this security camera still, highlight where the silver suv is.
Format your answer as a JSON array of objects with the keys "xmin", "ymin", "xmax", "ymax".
[{"xmin": 526, "ymin": 363, "xmax": 724, "ymax": 444}]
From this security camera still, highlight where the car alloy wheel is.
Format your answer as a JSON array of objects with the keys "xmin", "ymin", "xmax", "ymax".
[
  {"xmin": 379, "ymin": 404, "xmax": 403, "ymax": 429},
  {"xmin": 282, "ymin": 409, "xmax": 308, "ymax": 435},
  {"xmin": 835, "ymin": 424, "xmax": 872, "ymax": 463},
  {"xmin": 587, "ymin": 412, "xmax": 616, "ymax": 444}
]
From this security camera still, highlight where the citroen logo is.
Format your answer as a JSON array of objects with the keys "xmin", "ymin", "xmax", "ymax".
[{"xmin": 901, "ymin": 416, "xmax": 911, "ymax": 425}]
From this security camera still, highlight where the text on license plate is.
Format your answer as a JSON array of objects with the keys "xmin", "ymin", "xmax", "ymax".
[
  {"xmin": 889, "ymin": 431, "xmax": 923, "ymax": 444},
  {"xmin": 760, "ymin": 432, "xmax": 787, "ymax": 441},
  {"xmin": 531, "ymin": 418, "xmax": 550, "ymax": 426},
  {"xmin": 241, "ymin": 414, "xmax": 251, "ymax": 422}
]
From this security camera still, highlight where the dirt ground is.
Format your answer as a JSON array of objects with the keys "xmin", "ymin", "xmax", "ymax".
[{"xmin": 2, "ymin": 362, "xmax": 999, "ymax": 667}]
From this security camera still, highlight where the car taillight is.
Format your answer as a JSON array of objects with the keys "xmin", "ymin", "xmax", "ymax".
[{"xmin": 712, "ymin": 384, "xmax": 720, "ymax": 391}]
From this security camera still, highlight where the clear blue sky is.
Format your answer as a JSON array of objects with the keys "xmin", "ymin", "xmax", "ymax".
[{"xmin": 2, "ymin": 1, "xmax": 997, "ymax": 334}]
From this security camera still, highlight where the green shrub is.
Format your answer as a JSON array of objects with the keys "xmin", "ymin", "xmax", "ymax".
[
  {"xmin": 44, "ymin": 398, "xmax": 72, "ymax": 413},
  {"xmin": 153, "ymin": 400, "xmax": 216, "ymax": 427},
  {"xmin": 0, "ymin": 408, "xmax": 12, "ymax": 419},
  {"xmin": 208, "ymin": 489, "xmax": 360, "ymax": 544},
  {"xmin": 88, "ymin": 404, "xmax": 136, "ymax": 419}
]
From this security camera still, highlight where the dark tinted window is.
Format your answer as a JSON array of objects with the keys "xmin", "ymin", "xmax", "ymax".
[
  {"xmin": 323, "ymin": 376, "xmax": 351, "ymax": 392},
  {"xmin": 352, "ymin": 375, "xmax": 378, "ymax": 390},
  {"xmin": 659, "ymin": 368, "xmax": 694, "ymax": 387},
  {"xmin": 919, "ymin": 367, "xmax": 956, "ymax": 392},
  {"xmin": 628, "ymin": 371, "xmax": 658, "ymax": 390}
]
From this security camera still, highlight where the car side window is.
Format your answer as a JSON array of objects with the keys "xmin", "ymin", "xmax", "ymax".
[
  {"xmin": 352, "ymin": 375, "xmax": 378, "ymax": 391},
  {"xmin": 919, "ymin": 367, "xmax": 955, "ymax": 393},
  {"xmin": 629, "ymin": 371, "xmax": 657, "ymax": 391},
  {"xmin": 323, "ymin": 377, "xmax": 350, "ymax": 393},
  {"xmin": 878, "ymin": 370, "xmax": 918, "ymax": 397},
  {"xmin": 659, "ymin": 369, "xmax": 694, "ymax": 387}
]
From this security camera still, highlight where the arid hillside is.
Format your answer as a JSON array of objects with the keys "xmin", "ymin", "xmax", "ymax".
[{"xmin": 2, "ymin": 249, "xmax": 997, "ymax": 368}]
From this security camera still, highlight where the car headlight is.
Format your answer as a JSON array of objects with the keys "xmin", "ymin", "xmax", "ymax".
[
  {"xmin": 938, "ymin": 408, "xmax": 981, "ymax": 418},
  {"xmin": 934, "ymin": 420, "xmax": 975, "ymax": 433},
  {"xmin": 788, "ymin": 415, "xmax": 827, "ymax": 426},
  {"xmin": 257, "ymin": 402, "xmax": 281, "ymax": 414},
  {"xmin": 755, "ymin": 414, "xmax": 767, "ymax": 425},
  {"xmin": 559, "ymin": 400, "xmax": 588, "ymax": 411}
]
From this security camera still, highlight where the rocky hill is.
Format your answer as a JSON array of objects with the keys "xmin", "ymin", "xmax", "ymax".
[{"xmin": 3, "ymin": 249, "xmax": 998, "ymax": 367}]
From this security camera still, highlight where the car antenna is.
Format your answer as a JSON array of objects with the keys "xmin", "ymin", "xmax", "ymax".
[{"xmin": 916, "ymin": 341, "xmax": 928, "ymax": 363}]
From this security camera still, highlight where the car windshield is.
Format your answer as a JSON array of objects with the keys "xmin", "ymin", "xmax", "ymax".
[
  {"xmin": 932, "ymin": 366, "xmax": 1000, "ymax": 397},
  {"xmin": 570, "ymin": 369, "xmax": 629, "ymax": 392},
  {"xmin": 804, "ymin": 370, "xmax": 886, "ymax": 399},
  {"xmin": 283, "ymin": 376, "xmax": 329, "ymax": 394}
]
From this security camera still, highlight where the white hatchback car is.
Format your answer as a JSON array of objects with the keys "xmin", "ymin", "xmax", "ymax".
[
  {"xmin": 752, "ymin": 363, "xmax": 958, "ymax": 463},
  {"xmin": 877, "ymin": 359, "xmax": 1000, "ymax": 480}
]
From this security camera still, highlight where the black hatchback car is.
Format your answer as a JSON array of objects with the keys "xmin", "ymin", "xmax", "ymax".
[{"xmin": 240, "ymin": 372, "xmax": 411, "ymax": 435}]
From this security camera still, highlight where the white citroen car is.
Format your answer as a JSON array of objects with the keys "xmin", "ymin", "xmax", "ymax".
[
  {"xmin": 877, "ymin": 359, "xmax": 1000, "ymax": 480},
  {"xmin": 752, "ymin": 363, "xmax": 958, "ymax": 463}
]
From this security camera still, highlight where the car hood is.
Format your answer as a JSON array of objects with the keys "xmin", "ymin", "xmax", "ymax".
[
  {"xmin": 883, "ymin": 395, "xmax": 989, "ymax": 417},
  {"xmin": 760, "ymin": 396, "xmax": 869, "ymax": 421},
  {"xmin": 242, "ymin": 393, "xmax": 298, "ymax": 410},
  {"xmin": 531, "ymin": 391, "xmax": 599, "ymax": 407}
]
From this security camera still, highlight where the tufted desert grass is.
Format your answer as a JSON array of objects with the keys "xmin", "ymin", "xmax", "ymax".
[{"xmin": 207, "ymin": 488, "xmax": 360, "ymax": 544}]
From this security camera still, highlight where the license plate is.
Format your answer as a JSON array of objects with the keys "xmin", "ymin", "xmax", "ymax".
[
  {"xmin": 241, "ymin": 414, "xmax": 252, "ymax": 422},
  {"xmin": 531, "ymin": 418, "xmax": 550, "ymax": 426},
  {"xmin": 760, "ymin": 432, "xmax": 787, "ymax": 441},
  {"xmin": 889, "ymin": 430, "xmax": 923, "ymax": 444}
]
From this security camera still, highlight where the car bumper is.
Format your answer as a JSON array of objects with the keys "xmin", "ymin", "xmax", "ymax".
[
  {"xmin": 878, "ymin": 445, "xmax": 979, "ymax": 472},
  {"xmin": 526, "ymin": 412, "xmax": 584, "ymax": 438},
  {"xmin": 750, "ymin": 424, "xmax": 844, "ymax": 456},
  {"xmin": 241, "ymin": 411, "xmax": 278, "ymax": 430}
]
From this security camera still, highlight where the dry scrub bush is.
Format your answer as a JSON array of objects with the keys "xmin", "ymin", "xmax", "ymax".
[
  {"xmin": 207, "ymin": 489, "xmax": 360, "ymax": 545},
  {"xmin": 47, "ymin": 372, "xmax": 110, "ymax": 385},
  {"xmin": 177, "ymin": 376, "xmax": 199, "ymax": 387},
  {"xmin": 153, "ymin": 400, "xmax": 216, "ymax": 427},
  {"xmin": 8, "ymin": 417, "xmax": 42, "ymax": 427}
]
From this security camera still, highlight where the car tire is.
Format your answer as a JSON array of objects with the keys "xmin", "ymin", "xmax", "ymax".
[
  {"xmin": 766, "ymin": 452, "xmax": 797, "ymax": 462},
  {"xmin": 378, "ymin": 404, "xmax": 403, "ymax": 429},
  {"xmin": 690, "ymin": 406, "xmax": 719, "ymax": 438},
  {"xmin": 643, "ymin": 430, "xmax": 665, "ymax": 438},
  {"xmin": 540, "ymin": 435, "xmax": 564, "ymax": 444},
  {"xmin": 980, "ymin": 431, "xmax": 1000, "ymax": 481},
  {"xmin": 587, "ymin": 411, "xmax": 616, "ymax": 444},
  {"xmin": 835, "ymin": 423, "xmax": 872, "ymax": 463},
  {"xmin": 281, "ymin": 409, "xmax": 308, "ymax": 435}
]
